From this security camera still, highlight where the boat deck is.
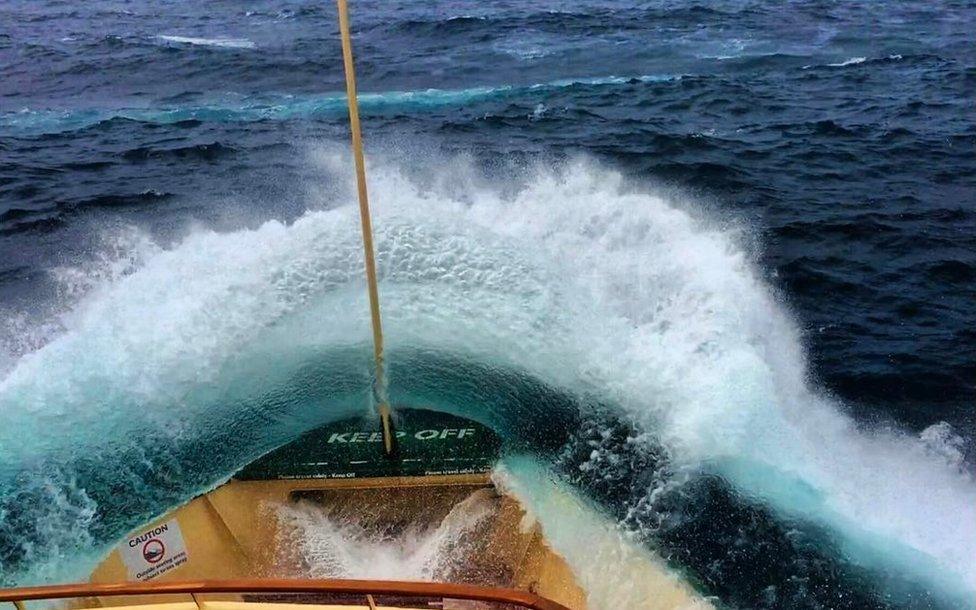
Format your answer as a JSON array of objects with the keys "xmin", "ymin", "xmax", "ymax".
[{"xmin": 82, "ymin": 473, "xmax": 586, "ymax": 610}]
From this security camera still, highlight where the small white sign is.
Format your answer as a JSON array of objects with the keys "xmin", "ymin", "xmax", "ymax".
[{"xmin": 120, "ymin": 518, "xmax": 189, "ymax": 581}]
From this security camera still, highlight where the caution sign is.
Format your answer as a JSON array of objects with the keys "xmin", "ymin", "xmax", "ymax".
[{"xmin": 120, "ymin": 518, "xmax": 189, "ymax": 581}]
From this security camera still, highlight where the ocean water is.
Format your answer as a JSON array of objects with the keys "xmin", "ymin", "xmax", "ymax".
[{"xmin": 1, "ymin": 1, "xmax": 974, "ymax": 608}]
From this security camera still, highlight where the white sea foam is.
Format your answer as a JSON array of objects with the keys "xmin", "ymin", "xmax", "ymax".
[
  {"xmin": 828, "ymin": 56, "xmax": 867, "ymax": 66},
  {"xmin": 274, "ymin": 489, "xmax": 494, "ymax": 581},
  {"xmin": 157, "ymin": 35, "xmax": 255, "ymax": 49},
  {"xmin": 0, "ymin": 151, "xmax": 973, "ymax": 600},
  {"xmin": 497, "ymin": 459, "xmax": 713, "ymax": 610}
]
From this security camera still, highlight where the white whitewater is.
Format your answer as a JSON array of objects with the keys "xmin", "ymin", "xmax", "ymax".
[
  {"xmin": 0, "ymin": 149, "xmax": 972, "ymax": 600},
  {"xmin": 275, "ymin": 491, "xmax": 494, "ymax": 581},
  {"xmin": 157, "ymin": 35, "xmax": 256, "ymax": 49}
]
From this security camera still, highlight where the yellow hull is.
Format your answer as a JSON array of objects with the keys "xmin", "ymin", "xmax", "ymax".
[
  {"xmin": 73, "ymin": 471, "xmax": 714, "ymax": 610},
  {"xmin": 15, "ymin": 411, "xmax": 712, "ymax": 610},
  {"xmin": 83, "ymin": 473, "xmax": 584, "ymax": 609}
]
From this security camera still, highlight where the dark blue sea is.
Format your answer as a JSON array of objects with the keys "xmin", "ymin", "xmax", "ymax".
[{"xmin": 1, "ymin": 2, "xmax": 974, "ymax": 609}]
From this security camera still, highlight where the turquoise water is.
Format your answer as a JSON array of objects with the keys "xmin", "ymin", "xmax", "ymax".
[{"xmin": 1, "ymin": 2, "xmax": 974, "ymax": 608}]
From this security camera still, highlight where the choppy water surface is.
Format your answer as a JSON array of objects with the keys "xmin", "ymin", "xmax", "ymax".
[{"xmin": 1, "ymin": 2, "xmax": 974, "ymax": 609}]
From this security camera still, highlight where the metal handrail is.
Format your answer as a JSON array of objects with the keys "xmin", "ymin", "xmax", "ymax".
[{"xmin": 0, "ymin": 578, "xmax": 572, "ymax": 610}]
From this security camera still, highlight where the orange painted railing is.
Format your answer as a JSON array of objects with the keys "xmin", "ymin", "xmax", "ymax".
[{"xmin": 0, "ymin": 578, "xmax": 572, "ymax": 610}]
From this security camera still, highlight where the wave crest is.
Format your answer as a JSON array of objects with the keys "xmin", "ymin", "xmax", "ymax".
[{"xmin": 0, "ymin": 151, "xmax": 972, "ymax": 603}]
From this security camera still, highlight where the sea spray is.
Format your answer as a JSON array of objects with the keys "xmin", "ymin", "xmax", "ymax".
[
  {"xmin": 496, "ymin": 457, "xmax": 712, "ymax": 610},
  {"xmin": 0, "ymin": 151, "xmax": 972, "ymax": 607},
  {"xmin": 274, "ymin": 489, "xmax": 494, "ymax": 581}
]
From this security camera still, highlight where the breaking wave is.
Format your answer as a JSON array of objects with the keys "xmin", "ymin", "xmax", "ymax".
[
  {"xmin": 828, "ymin": 56, "xmax": 867, "ymax": 67},
  {"xmin": 275, "ymin": 488, "xmax": 495, "ymax": 581},
  {"xmin": 156, "ymin": 35, "xmax": 256, "ymax": 49},
  {"xmin": 0, "ymin": 151, "xmax": 972, "ymax": 607}
]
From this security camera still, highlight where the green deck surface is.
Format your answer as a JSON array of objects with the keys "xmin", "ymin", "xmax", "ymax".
[{"xmin": 236, "ymin": 408, "xmax": 501, "ymax": 480}]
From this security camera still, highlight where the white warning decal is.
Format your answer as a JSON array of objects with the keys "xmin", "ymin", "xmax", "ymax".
[{"xmin": 120, "ymin": 518, "xmax": 189, "ymax": 581}]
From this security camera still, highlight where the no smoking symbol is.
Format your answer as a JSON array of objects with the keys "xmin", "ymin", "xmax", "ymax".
[{"xmin": 142, "ymin": 539, "xmax": 165, "ymax": 564}]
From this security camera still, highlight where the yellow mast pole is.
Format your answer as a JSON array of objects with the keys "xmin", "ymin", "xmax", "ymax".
[{"xmin": 336, "ymin": 0, "xmax": 395, "ymax": 457}]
